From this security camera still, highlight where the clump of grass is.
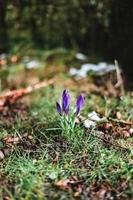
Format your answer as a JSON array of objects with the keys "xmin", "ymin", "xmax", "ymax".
[{"xmin": 56, "ymin": 89, "xmax": 84, "ymax": 139}]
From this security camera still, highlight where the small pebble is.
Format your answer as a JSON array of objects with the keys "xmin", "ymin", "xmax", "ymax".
[
  {"xmin": 129, "ymin": 128, "xmax": 133, "ymax": 134},
  {"xmin": 3, "ymin": 148, "xmax": 11, "ymax": 156},
  {"xmin": 0, "ymin": 150, "xmax": 5, "ymax": 160},
  {"xmin": 84, "ymin": 119, "xmax": 95, "ymax": 128}
]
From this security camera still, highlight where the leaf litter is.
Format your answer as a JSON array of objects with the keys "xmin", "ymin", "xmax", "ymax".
[
  {"xmin": 0, "ymin": 55, "xmax": 133, "ymax": 199},
  {"xmin": 54, "ymin": 177, "xmax": 132, "ymax": 200}
]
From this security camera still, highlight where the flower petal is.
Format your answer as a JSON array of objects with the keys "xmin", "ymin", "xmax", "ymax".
[
  {"xmin": 75, "ymin": 95, "xmax": 85, "ymax": 115},
  {"xmin": 56, "ymin": 102, "xmax": 62, "ymax": 114},
  {"xmin": 62, "ymin": 90, "xmax": 71, "ymax": 114}
]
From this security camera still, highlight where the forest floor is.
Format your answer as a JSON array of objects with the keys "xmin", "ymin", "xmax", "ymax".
[{"xmin": 0, "ymin": 50, "xmax": 133, "ymax": 200}]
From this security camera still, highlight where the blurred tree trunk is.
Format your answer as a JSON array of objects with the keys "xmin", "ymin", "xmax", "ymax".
[
  {"xmin": 109, "ymin": 0, "xmax": 133, "ymax": 82},
  {"xmin": 0, "ymin": 0, "xmax": 8, "ymax": 53}
]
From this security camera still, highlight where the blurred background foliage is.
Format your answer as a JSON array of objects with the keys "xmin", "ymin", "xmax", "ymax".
[{"xmin": 0, "ymin": 0, "xmax": 133, "ymax": 80}]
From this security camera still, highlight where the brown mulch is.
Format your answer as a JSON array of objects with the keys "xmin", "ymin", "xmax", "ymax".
[{"xmin": 0, "ymin": 101, "xmax": 29, "ymax": 125}]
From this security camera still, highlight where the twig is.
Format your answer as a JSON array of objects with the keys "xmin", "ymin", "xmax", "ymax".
[
  {"xmin": 108, "ymin": 117, "xmax": 133, "ymax": 125},
  {"xmin": 0, "ymin": 79, "xmax": 54, "ymax": 108},
  {"xmin": 79, "ymin": 114, "xmax": 133, "ymax": 127},
  {"xmin": 114, "ymin": 60, "xmax": 125, "ymax": 95}
]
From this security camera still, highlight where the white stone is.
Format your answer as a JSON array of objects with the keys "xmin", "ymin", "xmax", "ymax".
[
  {"xmin": 75, "ymin": 53, "xmax": 87, "ymax": 60},
  {"xmin": 88, "ymin": 111, "xmax": 101, "ymax": 122},
  {"xmin": 69, "ymin": 62, "xmax": 115, "ymax": 79},
  {"xmin": 0, "ymin": 150, "xmax": 4, "ymax": 160},
  {"xmin": 84, "ymin": 119, "xmax": 96, "ymax": 128}
]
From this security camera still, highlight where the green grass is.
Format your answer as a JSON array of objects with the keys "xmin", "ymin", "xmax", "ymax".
[{"xmin": 0, "ymin": 86, "xmax": 133, "ymax": 200}]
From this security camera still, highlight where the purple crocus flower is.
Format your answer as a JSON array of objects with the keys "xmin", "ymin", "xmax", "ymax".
[
  {"xmin": 56, "ymin": 90, "xmax": 85, "ymax": 116},
  {"xmin": 56, "ymin": 90, "xmax": 71, "ymax": 115},
  {"xmin": 75, "ymin": 95, "xmax": 85, "ymax": 115},
  {"xmin": 62, "ymin": 90, "xmax": 71, "ymax": 114}
]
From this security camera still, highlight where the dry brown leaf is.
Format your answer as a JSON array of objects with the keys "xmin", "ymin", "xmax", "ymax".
[
  {"xmin": 74, "ymin": 186, "xmax": 82, "ymax": 197},
  {"xmin": 122, "ymin": 130, "xmax": 130, "ymax": 138},
  {"xmin": 3, "ymin": 196, "xmax": 11, "ymax": 200},
  {"xmin": 4, "ymin": 136, "xmax": 20, "ymax": 144},
  {"xmin": 55, "ymin": 176, "xmax": 82, "ymax": 193},
  {"xmin": 55, "ymin": 179, "xmax": 70, "ymax": 190}
]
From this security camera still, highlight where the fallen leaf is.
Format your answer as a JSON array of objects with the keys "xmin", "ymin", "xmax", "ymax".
[
  {"xmin": 55, "ymin": 177, "xmax": 83, "ymax": 194},
  {"xmin": 3, "ymin": 196, "xmax": 11, "ymax": 200},
  {"xmin": 122, "ymin": 130, "xmax": 130, "ymax": 138},
  {"xmin": 4, "ymin": 136, "xmax": 20, "ymax": 144},
  {"xmin": 55, "ymin": 179, "xmax": 70, "ymax": 190},
  {"xmin": 74, "ymin": 185, "xmax": 82, "ymax": 197}
]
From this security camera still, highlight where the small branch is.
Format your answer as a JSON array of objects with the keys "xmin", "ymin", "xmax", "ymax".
[
  {"xmin": 108, "ymin": 117, "xmax": 133, "ymax": 125},
  {"xmin": 114, "ymin": 60, "xmax": 125, "ymax": 95},
  {"xmin": 0, "ymin": 79, "xmax": 54, "ymax": 109}
]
